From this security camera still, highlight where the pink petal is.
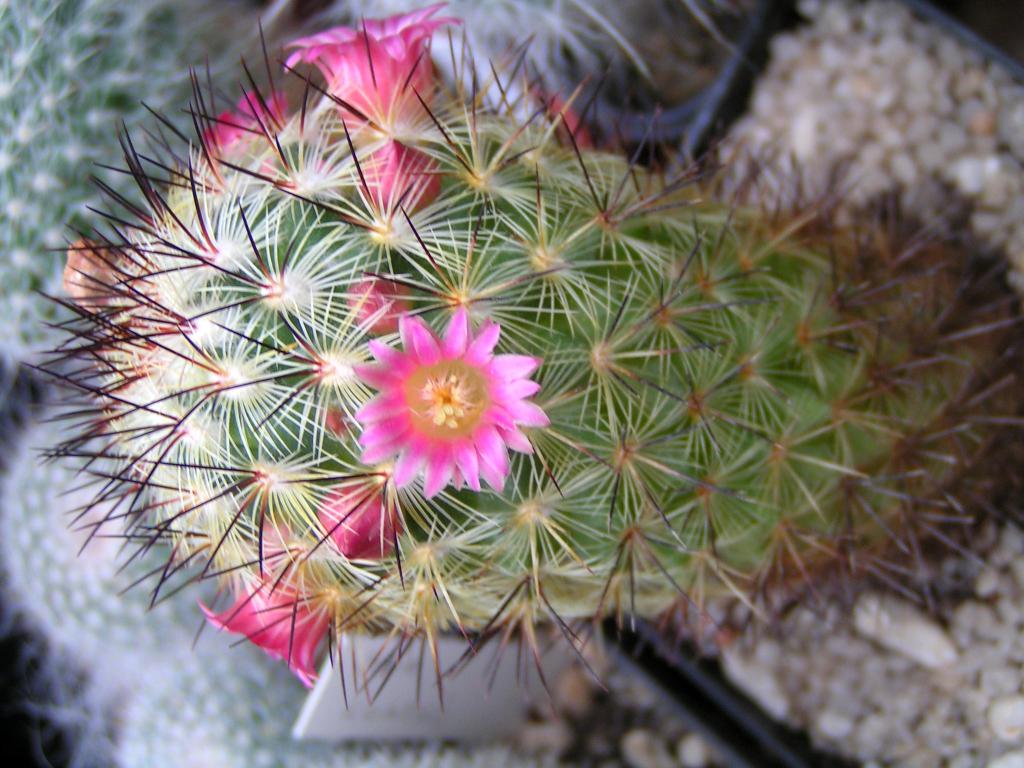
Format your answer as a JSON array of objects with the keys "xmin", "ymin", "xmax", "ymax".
[
  {"xmin": 400, "ymin": 315, "xmax": 440, "ymax": 365},
  {"xmin": 362, "ymin": 142, "xmax": 440, "ymax": 213},
  {"xmin": 477, "ymin": 452, "xmax": 506, "ymax": 491},
  {"xmin": 495, "ymin": 379, "xmax": 541, "ymax": 399},
  {"xmin": 498, "ymin": 427, "xmax": 533, "ymax": 454},
  {"xmin": 360, "ymin": 426, "xmax": 410, "ymax": 463},
  {"xmin": 368, "ymin": 339, "xmax": 403, "ymax": 364},
  {"xmin": 365, "ymin": 3, "xmax": 454, "ymax": 36},
  {"xmin": 392, "ymin": 445, "xmax": 426, "ymax": 487},
  {"xmin": 454, "ymin": 442, "xmax": 481, "ymax": 491},
  {"xmin": 203, "ymin": 89, "xmax": 288, "ymax": 153},
  {"xmin": 423, "ymin": 451, "xmax": 455, "ymax": 498},
  {"xmin": 441, "ymin": 308, "xmax": 469, "ymax": 359},
  {"xmin": 354, "ymin": 363, "xmax": 395, "ymax": 388},
  {"xmin": 358, "ymin": 417, "xmax": 410, "ymax": 448},
  {"xmin": 201, "ymin": 587, "xmax": 328, "ymax": 688},
  {"xmin": 484, "ymin": 406, "xmax": 515, "ymax": 431},
  {"xmin": 475, "ymin": 426, "xmax": 510, "ymax": 485},
  {"xmin": 506, "ymin": 400, "xmax": 551, "ymax": 427},
  {"xmin": 319, "ymin": 486, "xmax": 398, "ymax": 560},
  {"xmin": 283, "ymin": 6, "xmax": 456, "ymax": 129},
  {"xmin": 352, "ymin": 278, "xmax": 411, "ymax": 335},
  {"xmin": 355, "ymin": 393, "xmax": 406, "ymax": 423},
  {"xmin": 488, "ymin": 354, "xmax": 540, "ymax": 380},
  {"xmin": 464, "ymin": 321, "xmax": 500, "ymax": 365}
]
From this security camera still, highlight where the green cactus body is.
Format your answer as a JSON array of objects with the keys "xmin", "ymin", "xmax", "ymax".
[{"xmin": 55, "ymin": 36, "xmax": 1020, "ymax": 669}]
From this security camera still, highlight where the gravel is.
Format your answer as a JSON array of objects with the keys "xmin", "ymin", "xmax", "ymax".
[
  {"xmin": 722, "ymin": 0, "xmax": 1024, "ymax": 293},
  {"xmin": 517, "ymin": 641, "xmax": 721, "ymax": 767},
  {"xmin": 722, "ymin": 521, "xmax": 1024, "ymax": 766}
]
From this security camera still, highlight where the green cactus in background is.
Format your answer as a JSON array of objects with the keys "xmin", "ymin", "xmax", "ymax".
[
  {"xmin": 0, "ymin": 0, "xmax": 259, "ymax": 364},
  {"xmin": 49, "ymin": 7, "xmax": 1022, "ymax": 686}
]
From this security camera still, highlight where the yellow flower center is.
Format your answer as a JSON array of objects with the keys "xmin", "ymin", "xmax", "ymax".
[
  {"xmin": 423, "ymin": 373, "xmax": 471, "ymax": 428},
  {"xmin": 405, "ymin": 361, "xmax": 489, "ymax": 439}
]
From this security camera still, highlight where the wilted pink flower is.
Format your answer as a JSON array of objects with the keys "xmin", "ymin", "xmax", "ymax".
[
  {"xmin": 324, "ymin": 408, "xmax": 349, "ymax": 437},
  {"xmin": 63, "ymin": 239, "xmax": 115, "ymax": 307},
  {"xmin": 539, "ymin": 89, "xmax": 594, "ymax": 149},
  {"xmin": 355, "ymin": 308, "xmax": 549, "ymax": 497},
  {"xmin": 349, "ymin": 277, "xmax": 411, "ymax": 334},
  {"xmin": 201, "ymin": 581, "xmax": 328, "ymax": 687},
  {"xmin": 284, "ymin": 4, "xmax": 456, "ymax": 129},
  {"xmin": 361, "ymin": 139, "xmax": 440, "ymax": 212},
  {"xmin": 203, "ymin": 90, "xmax": 288, "ymax": 153},
  {"xmin": 319, "ymin": 483, "xmax": 399, "ymax": 559}
]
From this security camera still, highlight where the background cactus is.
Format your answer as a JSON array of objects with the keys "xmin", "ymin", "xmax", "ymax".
[
  {"xmin": 50, "ymin": 8, "xmax": 1023, "ymax": 687},
  {"xmin": 0, "ymin": 419, "xmax": 201, "ymax": 664},
  {"xmin": 0, "ymin": 0, "xmax": 265, "ymax": 366}
]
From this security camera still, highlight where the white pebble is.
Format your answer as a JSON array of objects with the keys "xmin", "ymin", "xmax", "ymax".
[
  {"xmin": 721, "ymin": 646, "xmax": 789, "ymax": 720},
  {"xmin": 620, "ymin": 728, "xmax": 673, "ymax": 768},
  {"xmin": 853, "ymin": 593, "xmax": 958, "ymax": 668},
  {"xmin": 816, "ymin": 709, "xmax": 855, "ymax": 740},
  {"xmin": 553, "ymin": 664, "xmax": 595, "ymax": 719},
  {"xmin": 976, "ymin": 568, "xmax": 1001, "ymax": 599},
  {"xmin": 517, "ymin": 719, "xmax": 572, "ymax": 755},
  {"xmin": 675, "ymin": 733, "xmax": 713, "ymax": 768},
  {"xmin": 1010, "ymin": 559, "xmax": 1024, "ymax": 592},
  {"xmin": 990, "ymin": 751, "xmax": 1024, "ymax": 768},
  {"xmin": 789, "ymin": 106, "xmax": 819, "ymax": 161},
  {"xmin": 989, "ymin": 696, "xmax": 1024, "ymax": 742}
]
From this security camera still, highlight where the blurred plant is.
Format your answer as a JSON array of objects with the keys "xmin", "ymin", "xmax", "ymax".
[
  {"xmin": 316, "ymin": 0, "xmax": 747, "ymax": 126},
  {"xmin": 48, "ymin": 5, "xmax": 1023, "ymax": 690},
  {"xmin": 323, "ymin": 0, "xmax": 649, "ymax": 80},
  {"xmin": 1, "ymin": 423, "xmax": 200, "ymax": 664},
  {"xmin": 0, "ymin": 0, "xmax": 263, "ymax": 366}
]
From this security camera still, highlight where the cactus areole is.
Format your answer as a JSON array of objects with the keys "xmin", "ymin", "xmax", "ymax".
[{"xmin": 51, "ymin": 6, "xmax": 1022, "ymax": 686}]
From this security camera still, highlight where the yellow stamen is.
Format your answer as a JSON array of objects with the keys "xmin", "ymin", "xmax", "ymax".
[
  {"xmin": 422, "ymin": 372, "xmax": 472, "ymax": 429},
  {"xmin": 405, "ymin": 361, "xmax": 489, "ymax": 439}
]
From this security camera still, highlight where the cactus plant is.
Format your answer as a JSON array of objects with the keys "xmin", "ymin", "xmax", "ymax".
[
  {"xmin": 1, "ymin": 422, "xmax": 201, "ymax": 666},
  {"xmin": 49, "ymin": 6, "xmax": 1023, "ymax": 687},
  {"xmin": 0, "ymin": 0, "xmax": 259, "ymax": 365}
]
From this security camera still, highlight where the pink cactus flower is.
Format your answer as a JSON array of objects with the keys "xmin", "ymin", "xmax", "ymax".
[
  {"xmin": 319, "ymin": 483, "xmax": 399, "ymax": 559},
  {"xmin": 355, "ymin": 308, "xmax": 549, "ymax": 498},
  {"xmin": 284, "ymin": 4, "xmax": 456, "ymax": 129},
  {"xmin": 203, "ymin": 90, "xmax": 288, "ymax": 153},
  {"xmin": 201, "ymin": 581, "xmax": 328, "ymax": 688},
  {"xmin": 349, "ymin": 277, "xmax": 411, "ymax": 334},
  {"xmin": 361, "ymin": 139, "xmax": 440, "ymax": 212}
]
